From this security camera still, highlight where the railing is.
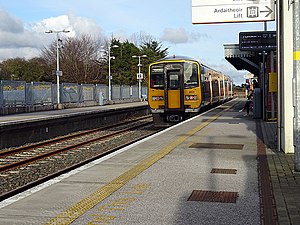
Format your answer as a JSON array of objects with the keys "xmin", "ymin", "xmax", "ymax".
[{"xmin": 0, "ymin": 80, "xmax": 147, "ymax": 114}]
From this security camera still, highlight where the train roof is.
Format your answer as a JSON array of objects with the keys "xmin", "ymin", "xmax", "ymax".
[
  {"xmin": 153, "ymin": 55, "xmax": 233, "ymax": 82},
  {"xmin": 155, "ymin": 55, "xmax": 198, "ymax": 62}
]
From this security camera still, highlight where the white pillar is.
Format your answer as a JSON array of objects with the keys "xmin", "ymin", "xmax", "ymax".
[{"xmin": 281, "ymin": 0, "xmax": 294, "ymax": 153}]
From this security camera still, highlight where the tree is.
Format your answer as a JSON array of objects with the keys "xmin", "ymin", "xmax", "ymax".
[
  {"xmin": 0, "ymin": 57, "xmax": 48, "ymax": 82},
  {"xmin": 108, "ymin": 39, "xmax": 141, "ymax": 85},
  {"xmin": 140, "ymin": 40, "xmax": 168, "ymax": 60},
  {"xmin": 41, "ymin": 34, "xmax": 105, "ymax": 84},
  {"xmin": 0, "ymin": 34, "xmax": 169, "ymax": 86},
  {"xmin": 107, "ymin": 38, "xmax": 168, "ymax": 86},
  {"xmin": 139, "ymin": 40, "xmax": 168, "ymax": 85},
  {"xmin": 130, "ymin": 31, "xmax": 155, "ymax": 48}
]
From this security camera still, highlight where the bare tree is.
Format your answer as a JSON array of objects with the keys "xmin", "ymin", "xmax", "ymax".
[
  {"xmin": 41, "ymin": 34, "xmax": 105, "ymax": 84},
  {"xmin": 130, "ymin": 31, "xmax": 156, "ymax": 48}
]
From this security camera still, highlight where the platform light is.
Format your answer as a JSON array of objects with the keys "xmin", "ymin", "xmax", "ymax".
[
  {"xmin": 101, "ymin": 45, "xmax": 119, "ymax": 101},
  {"xmin": 45, "ymin": 29, "xmax": 70, "ymax": 108},
  {"xmin": 132, "ymin": 55, "xmax": 147, "ymax": 100}
]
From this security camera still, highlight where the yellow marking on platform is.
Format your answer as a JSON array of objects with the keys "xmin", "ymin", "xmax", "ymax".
[
  {"xmin": 88, "ymin": 214, "xmax": 116, "ymax": 224},
  {"xmin": 97, "ymin": 197, "xmax": 136, "ymax": 211},
  {"xmin": 120, "ymin": 183, "xmax": 151, "ymax": 195},
  {"xmin": 294, "ymin": 51, "xmax": 300, "ymax": 61},
  {"xmin": 44, "ymin": 103, "xmax": 233, "ymax": 225}
]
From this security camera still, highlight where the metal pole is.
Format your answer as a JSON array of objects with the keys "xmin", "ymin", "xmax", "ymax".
[
  {"xmin": 132, "ymin": 55, "xmax": 146, "ymax": 100},
  {"xmin": 107, "ymin": 45, "xmax": 118, "ymax": 102},
  {"xmin": 262, "ymin": 22, "xmax": 267, "ymax": 121},
  {"xmin": 264, "ymin": 21, "xmax": 267, "ymax": 31},
  {"xmin": 276, "ymin": 0, "xmax": 281, "ymax": 152},
  {"xmin": 222, "ymin": 74, "xmax": 225, "ymax": 99},
  {"xmin": 108, "ymin": 47, "xmax": 112, "ymax": 101},
  {"xmin": 262, "ymin": 51, "xmax": 266, "ymax": 121},
  {"xmin": 138, "ymin": 56, "xmax": 141, "ymax": 100},
  {"xmin": 293, "ymin": 0, "xmax": 300, "ymax": 172},
  {"xmin": 56, "ymin": 33, "xmax": 60, "ymax": 105},
  {"xmin": 270, "ymin": 51, "xmax": 275, "ymax": 119},
  {"xmin": 45, "ymin": 29, "xmax": 69, "ymax": 107}
]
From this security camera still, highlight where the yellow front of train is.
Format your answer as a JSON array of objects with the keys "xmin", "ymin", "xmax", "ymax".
[{"xmin": 148, "ymin": 56, "xmax": 202, "ymax": 125}]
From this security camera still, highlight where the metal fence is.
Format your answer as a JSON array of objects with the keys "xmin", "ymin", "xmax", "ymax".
[{"xmin": 0, "ymin": 80, "xmax": 148, "ymax": 107}]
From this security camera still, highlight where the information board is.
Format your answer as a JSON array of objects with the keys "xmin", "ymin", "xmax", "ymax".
[{"xmin": 239, "ymin": 31, "xmax": 276, "ymax": 51}]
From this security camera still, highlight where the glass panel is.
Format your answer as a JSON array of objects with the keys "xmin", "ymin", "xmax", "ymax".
[
  {"xmin": 184, "ymin": 62, "xmax": 199, "ymax": 88},
  {"xmin": 150, "ymin": 65, "xmax": 164, "ymax": 89},
  {"xmin": 168, "ymin": 72, "xmax": 179, "ymax": 89}
]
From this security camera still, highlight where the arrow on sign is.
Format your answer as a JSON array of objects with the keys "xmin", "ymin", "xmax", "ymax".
[{"xmin": 260, "ymin": 6, "xmax": 273, "ymax": 17}]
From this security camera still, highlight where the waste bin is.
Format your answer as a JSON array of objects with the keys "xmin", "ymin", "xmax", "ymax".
[{"xmin": 253, "ymin": 88, "xmax": 261, "ymax": 118}]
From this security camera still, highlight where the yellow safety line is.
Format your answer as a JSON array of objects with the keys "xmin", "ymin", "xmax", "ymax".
[
  {"xmin": 293, "ymin": 51, "xmax": 300, "ymax": 61},
  {"xmin": 45, "ymin": 103, "xmax": 234, "ymax": 225}
]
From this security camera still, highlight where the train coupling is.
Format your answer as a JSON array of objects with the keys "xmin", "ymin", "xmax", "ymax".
[{"xmin": 167, "ymin": 115, "xmax": 183, "ymax": 122}]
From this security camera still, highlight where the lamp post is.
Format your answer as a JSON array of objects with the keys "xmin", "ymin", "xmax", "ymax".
[
  {"xmin": 103, "ymin": 45, "xmax": 119, "ymax": 102},
  {"xmin": 45, "ymin": 29, "xmax": 70, "ymax": 107},
  {"xmin": 132, "ymin": 54, "xmax": 147, "ymax": 100}
]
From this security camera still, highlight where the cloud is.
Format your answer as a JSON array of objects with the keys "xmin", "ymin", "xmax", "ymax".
[
  {"xmin": 189, "ymin": 31, "xmax": 210, "ymax": 42},
  {"xmin": 0, "ymin": 11, "xmax": 103, "ymax": 61},
  {"xmin": 32, "ymin": 12, "xmax": 102, "ymax": 39},
  {"xmin": 0, "ymin": 10, "xmax": 43, "ymax": 60},
  {"xmin": 68, "ymin": 13, "xmax": 102, "ymax": 37},
  {"xmin": 0, "ymin": 11, "xmax": 37, "ymax": 48},
  {"xmin": 209, "ymin": 61, "xmax": 247, "ymax": 85},
  {"xmin": 0, "ymin": 47, "xmax": 40, "ymax": 60},
  {"xmin": 160, "ymin": 28, "xmax": 189, "ymax": 44},
  {"xmin": 0, "ymin": 10, "xmax": 23, "ymax": 33},
  {"xmin": 160, "ymin": 27, "xmax": 210, "ymax": 44}
]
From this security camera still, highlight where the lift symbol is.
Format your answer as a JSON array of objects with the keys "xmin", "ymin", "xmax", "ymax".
[
  {"xmin": 247, "ymin": 5, "xmax": 273, "ymax": 18},
  {"xmin": 247, "ymin": 6, "xmax": 259, "ymax": 18}
]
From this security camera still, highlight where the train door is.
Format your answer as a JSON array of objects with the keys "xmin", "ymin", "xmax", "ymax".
[{"xmin": 164, "ymin": 66, "xmax": 184, "ymax": 111}]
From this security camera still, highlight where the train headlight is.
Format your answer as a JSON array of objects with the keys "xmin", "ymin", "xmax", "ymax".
[
  {"xmin": 185, "ymin": 95, "xmax": 198, "ymax": 100},
  {"xmin": 152, "ymin": 96, "xmax": 164, "ymax": 101}
]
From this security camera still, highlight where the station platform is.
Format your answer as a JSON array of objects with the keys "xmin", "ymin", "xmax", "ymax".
[
  {"xmin": 0, "ymin": 98, "xmax": 299, "ymax": 225},
  {"xmin": 0, "ymin": 101, "xmax": 148, "ymax": 126},
  {"xmin": 0, "ymin": 101, "xmax": 149, "ymax": 149}
]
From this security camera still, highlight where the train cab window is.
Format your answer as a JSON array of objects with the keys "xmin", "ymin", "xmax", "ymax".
[
  {"xmin": 150, "ymin": 74, "xmax": 164, "ymax": 89},
  {"xmin": 184, "ymin": 62, "xmax": 199, "ymax": 88},
  {"xmin": 150, "ymin": 66, "xmax": 164, "ymax": 89}
]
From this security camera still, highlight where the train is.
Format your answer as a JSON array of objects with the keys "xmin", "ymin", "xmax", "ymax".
[{"xmin": 148, "ymin": 55, "xmax": 233, "ymax": 126}]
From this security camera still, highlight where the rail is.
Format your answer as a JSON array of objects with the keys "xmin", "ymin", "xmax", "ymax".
[{"xmin": 0, "ymin": 115, "xmax": 160, "ymax": 201}]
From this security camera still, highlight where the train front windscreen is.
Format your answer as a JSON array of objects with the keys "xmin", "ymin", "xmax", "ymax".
[{"xmin": 150, "ymin": 62, "xmax": 199, "ymax": 89}]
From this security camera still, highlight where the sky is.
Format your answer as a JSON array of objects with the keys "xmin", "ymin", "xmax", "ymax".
[{"xmin": 0, "ymin": 0, "xmax": 276, "ymax": 85}]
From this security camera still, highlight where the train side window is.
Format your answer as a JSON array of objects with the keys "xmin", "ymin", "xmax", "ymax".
[{"xmin": 200, "ymin": 67, "xmax": 206, "ymax": 86}]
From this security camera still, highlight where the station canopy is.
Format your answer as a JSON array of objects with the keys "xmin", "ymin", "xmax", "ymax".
[{"xmin": 224, "ymin": 44, "xmax": 260, "ymax": 75}]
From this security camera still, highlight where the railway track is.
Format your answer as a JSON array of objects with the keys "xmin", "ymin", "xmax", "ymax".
[{"xmin": 0, "ymin": 115, "xmax": 161, "ymax": 201}]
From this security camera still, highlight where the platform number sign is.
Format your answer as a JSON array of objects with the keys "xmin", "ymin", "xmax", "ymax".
[{"xmin": 137, "ymin": 73, "xmax": 143, "ymax": 80}]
